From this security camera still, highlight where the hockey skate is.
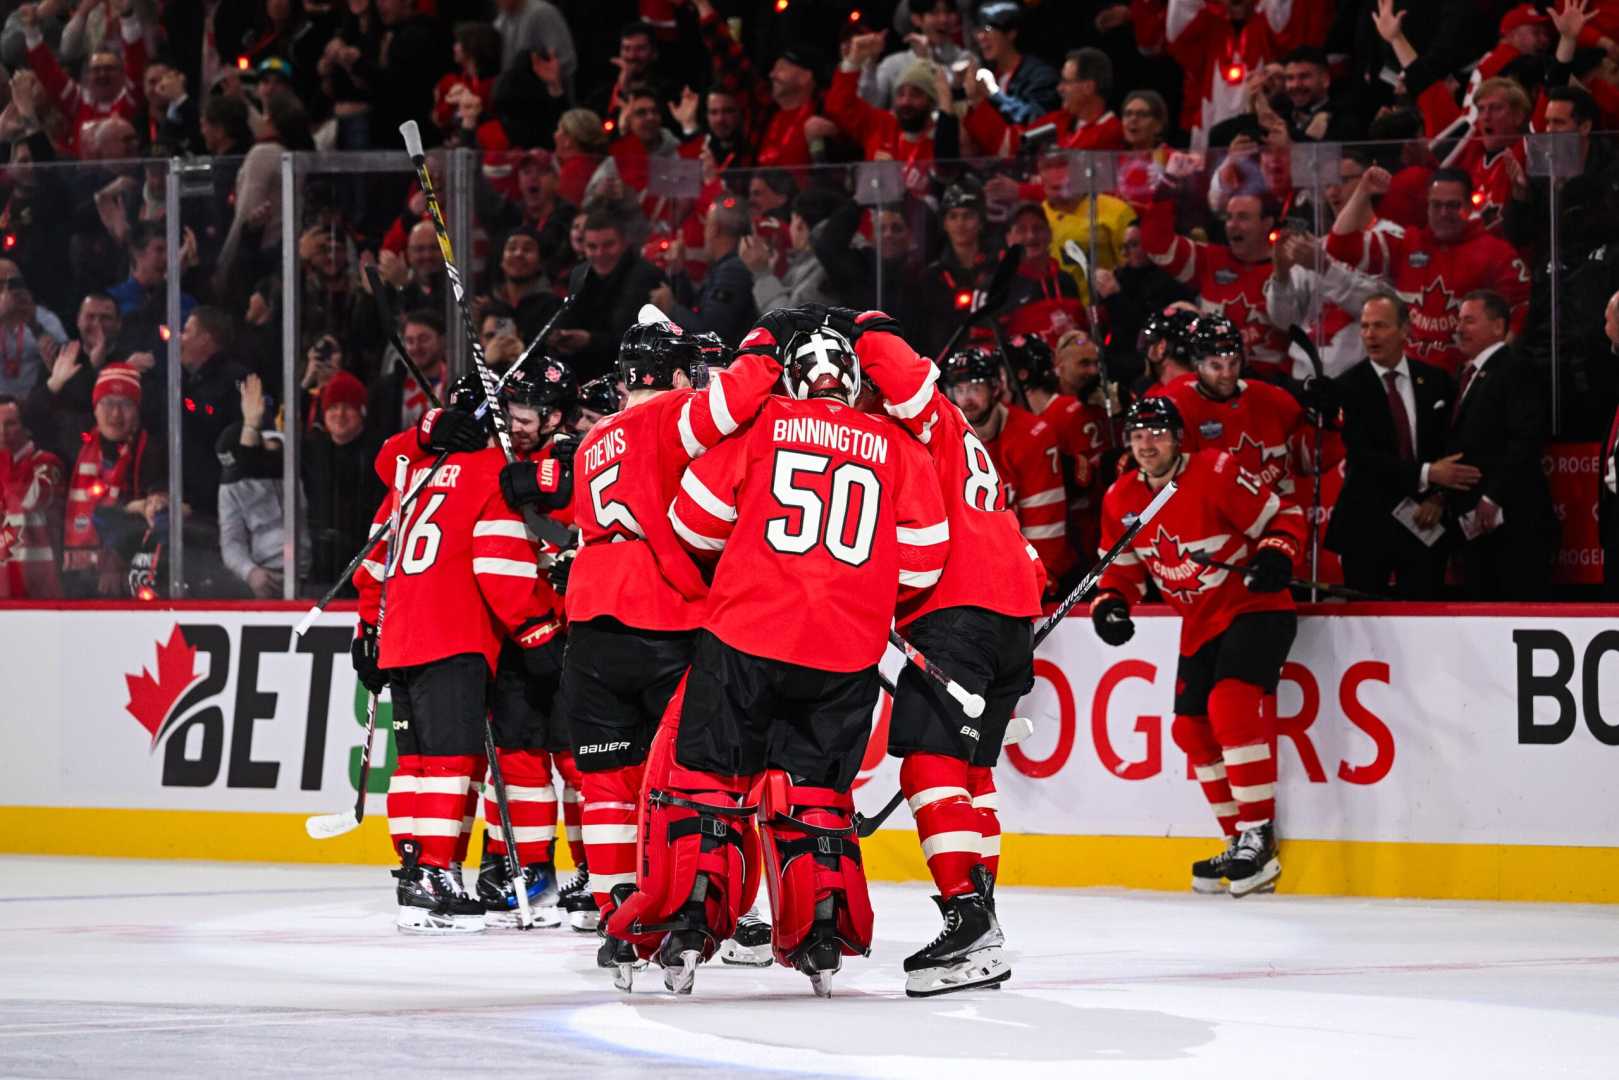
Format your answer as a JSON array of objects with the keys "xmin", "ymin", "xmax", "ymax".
[
  {"xmin": 598, "ymin": 884, "xmax": 645, "ymax": 992},
  {"xmin": 656, "ymin": 901, "xmax": 713, "ymax": 995},
  {"xmin": 793, "ymin": 914, "xmax": 844, "ymax": 998},
  {"xmin": 1226, "ymin": 823, "xmax": 1281, "ymax": 898},
  {"xmin": 556, "ymin": 864, "xmax": 598, "ymax": 931},
  {"xmin": 477, "ymin": 855, "xmax": 562, "ymax": 928},
  {"xmin": 1191, "ymin": 836, "xmax": 1240, "ymax": 895},
  {"xmin": 717, "ymin": 906, "xmax": 773, "ymax": 967},
  {"xmin": 904, "ymin": 890, "xmax": 1010, "ymax": 998},
  {"xmin": 394, "ymin": 846, "xmax": 486, "ymax": 935}
]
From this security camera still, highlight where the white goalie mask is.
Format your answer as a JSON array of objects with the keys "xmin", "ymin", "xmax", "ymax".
[{"xmin": 782, "ymin": 325, "xmax": 861, "ymax": 405}]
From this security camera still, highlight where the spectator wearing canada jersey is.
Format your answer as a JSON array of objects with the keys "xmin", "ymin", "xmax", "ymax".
[
  {"xmin": 1092, "ymin": 396, "xmax": 1305, "ymax": 899},
  {"xmin": 555, "ymin": 311, "xmax": 785, "ymax": 975},
  {"xmin": 939, "ymin": 344, "xmax": 1075, "ymax": 591},
  {"xmin": 1139, "ymin": 190, "xmax": 1290, "ymax": 378},
  {"xmin": 1327, "ymin": 166, "xmax": 1529, "ymax": 375},
  {"xmin": 964, "ymin": 47, "xmax": 1124, "ymax": 157},
  {"xmin": 1164, "ymin": 0, "xmax": 1293, "ymax": 150},
  {"xmin": 635, "ymin": 323, "xmax": 947, "ymax": 996}
]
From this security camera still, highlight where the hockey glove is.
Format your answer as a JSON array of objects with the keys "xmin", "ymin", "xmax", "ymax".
[
  {"xmin": 351, "ymin": 622, "xmax": 387, "ymax": 695},
  {"xmin": 499, "ymin": 455, "xmax": 573, "ymax": 513},
  {"xmin": 547, "ymin": 547, "xmax": 575, "ymax": 595},
  {"xmin": 418, "ymin": 407, "xmax": 487, "ymax": 454},
  {"xmin": 1245, "ymin": 546, "xmax": 1294, "ymax": 594},
  {"xmin": 515, "ymin": 616, "xmax": 565, "ymax": 679},
  {"xmin": 742, "ymin": 308, "xmax": 816, "ymax": 362},
  {"xmin": 1090, "ymin": 594, "xmax": 1135, "ymax": 647}
]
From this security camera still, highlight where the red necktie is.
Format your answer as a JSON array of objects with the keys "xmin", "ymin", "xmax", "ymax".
[
  {"xmin": 1452, "ymin": 362, "xmax": 1477, "ymax": 423},
  {"xmin": 1384, "ymin": 370, "xmax": 1414, "ymax": 462}
]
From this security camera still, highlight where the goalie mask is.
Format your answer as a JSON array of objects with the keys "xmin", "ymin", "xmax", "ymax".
[{"xmin": 782, "ymin": 325, "xmax": 860, "ymax": 404}]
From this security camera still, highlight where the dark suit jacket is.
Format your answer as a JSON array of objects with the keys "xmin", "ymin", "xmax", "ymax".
[
  {"xmin": 1325, "ymin": 356, "xmax": 1454, "ymax": 556},
  {"xmin": 1443, "ymin": 344, "xmax": 1557, "ymax": 542},
  {"xmin": 561, "ymin": 255, "xmax": 667, "ymax": 381},
  {"xmin": 1601, "ymin": 412, "xmax": 1619, "ymax": 587}
]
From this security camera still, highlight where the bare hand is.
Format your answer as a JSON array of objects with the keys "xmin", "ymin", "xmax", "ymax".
[
  {"xmin": 983, "ymin": 174, "xmax": 1021, "ymax": 205},
  {"xmin": 179, "ymin": 225, "xmax": 198, "ymax": 269},
  {"xmin": 486, "ymin": 332, "xmax": 523, "ymax": 366},
  {"xmin": 738, "ymin": 234, "xmax": 772, "ymax": 275},
  {"xmin": 455, "ymin": 91, "xmax": 483, "ymax": 127},
  {"xmin": 803, "ymin": 115, "xmax": 839, "ymax": 141},
  {"xmin": 648, "ymin": 282, "xmax": 675, "ymax": 314},
  {"xmin": 1284, "ymin": 232, "xmax": 1323, "ymax": 272},
  {"xmin": 904, "ymin": 32, "xmax": 930, "ymax": 58},
  {"xmin": 1503, "ymin": 152, "xmax": 1530, "ymax": 202},
  {"xmin": 1551, "ymin": 0, "xmax": 1593, "ymax": 43},
  {"xmin": 125, "ymin": 350, "xmax": 156, "ymax": 372},
  {"xmin": 531, "ymin": 49, "xmax": 562, "ymax": 90},
  {"xmin": 1429, "ymin": 452, "xmax": 1482, "ymax": 491},
  {"xmin": 1073, "ymin": 452, "xmax": 1092, "ymax": 487},
  {"xmin": 244, "ymin": 292, "xmax": 272, "ymax": 326},
  {"xmin": 846, "ymin": 31, "xmax": 885, "ymax": 67},
  {"xmin": 1360, "ymin": 164, "xmax": 1392, "ymax": 197},
  {"xmin": 46, "ymin": 340, "xmax": 84, "ymax": 392},
  {"xmin": 377, "ymin": 247, "xmax": 408, "ymax": 288},
  {"xmin": 672, "ymin": 85, "xmax": 700, "ymax": 132},
  {"xmin": 1372, "ymin": 0, "xmax": 1406, "ymax": 43},
  {"xmin": 1092, "ymin": 267, "xmax": 1119, "ymax": 298},
  {"xmin": 1094, "ymin": 3, "xmax": 1131, "ymax": 32},
  {"xmin": 1304, "ymin": 110, "xmax": 1331, "ymax": 141},
  {"xmin": 1413, "ymin": 495, "xmax": 1443, "ymax": 529},
  {"xmin": 247, "ymin": 566, "xmax": 279, "ymax": 599},
  {"xmin": 240, "ymin": 373, "xmax": 267, "ymax": 428},
  {"xmin": 963, "ymin": 59, "xmax": 986, "ymax": 105}
]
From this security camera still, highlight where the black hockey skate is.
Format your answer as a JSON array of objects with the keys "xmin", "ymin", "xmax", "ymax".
[
  {"xmin": 557, "ymin": 864, "xmax": 597, "ymax": 931},
  {"xmin": 793, "ymin": 913, "xmax": 844, "ymax": 998},
  {"xmin": 394, "ymin": 842, "xmax": 485, "ymax": 934},
  {"xmin": 597, "ymin": 885, "xmax": 645, "ymax": 993},
  {"xmin": 1226, "ymin": 823, "xmax": 1280, "ymax": 898},
  {"xmin": 904, "ymin": 890, "xmax": 1010, "ymax": 998},
  {"xmin": 656, "ymin": 899, "xmax": 715, "ymax": 995},
  {"xmin": 1191, "ymin": 836, "xmax": 1240, "ymax": 895},
  {"xmin": 718, "ymin": 906, "xmax": 774, "ymax": 967},
  {"xmin": 477, "ymin": 852, "xmax": 561, "ymax": 928}
]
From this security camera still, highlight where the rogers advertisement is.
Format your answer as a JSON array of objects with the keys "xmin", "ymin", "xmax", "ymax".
[{"xmin": 1, "ymin": 606, "xmax": 1616, "ymax": 849}]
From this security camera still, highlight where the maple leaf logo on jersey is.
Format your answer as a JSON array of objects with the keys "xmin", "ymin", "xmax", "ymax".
[
  {"xmin": 124, "ymin": 625, "xmax": 203, "ymax": 749},
  {"xmin": 1227, "ymin": 431, "xmax": 1287, "ymax": 489},
  {"xmin": 1144, "ymin": 524, "xmax": 1218, "ymax": 603}
]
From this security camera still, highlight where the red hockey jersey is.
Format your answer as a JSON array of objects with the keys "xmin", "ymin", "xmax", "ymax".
[
  {"xmin": 1165, "ymin": 378, "xmax": 1305, "ymax": 499},
  {"xmin": 1139, "ymin": 201, "xmax": 1288, "ymax": 377},
  {"xmin": 963, "ymin": 101, "xmax": 1124, "ymax": 158},
  {"xmin": 566, "ymin": 347, "xmax": 782, "ymax": 632},
  {"xmin": 1043, "ymin": 392, "xmax": 1111, "ymax": 561},
  {"xmin": 1097, "ymin": 449, "xmax": 1306, "ymax": 655},
  {"xmin": 1325, "ymin": 220, "xmax": 1529, "ymax": 374},
  {"xmin": 856, "ymin": 329, "xmax": 1045, "ymax": 625},
  {"xmin": 985, "ymin": 403, "xmax": 1075, "ymax": 585},
  {"xmin": 669, "ymin": 395, "xmax": 949, "ymax": 671},
  {"xmin": 354, "ymin": 435, "xmax": 547, "ymax": 672}
]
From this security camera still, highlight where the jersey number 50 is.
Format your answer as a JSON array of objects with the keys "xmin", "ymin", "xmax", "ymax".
[{"xmin": 765, "ymin": 449, "xmax": 881, "ymax": 566}]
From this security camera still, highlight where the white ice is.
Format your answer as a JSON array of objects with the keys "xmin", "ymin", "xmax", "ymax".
[{"xmin": 3, "ymin": 856, "xmax": 1617, "ymax": 1079}]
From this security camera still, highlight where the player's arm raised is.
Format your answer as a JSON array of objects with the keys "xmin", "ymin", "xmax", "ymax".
[
  {"xmin": 668, "ymin": 432, "xmax": 746, "ymax": 559},
  {"xmin": 894, "ymin": 435, "xmax": 950, "ymax": 597},
  {"xmin": 670, "ymin": 310, "xmax": 805, "ymax": 461}
]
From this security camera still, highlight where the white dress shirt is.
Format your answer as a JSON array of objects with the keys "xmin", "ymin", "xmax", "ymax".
[{"xmin": 1370, "ymin": 356, "xmax": 1433, "ymax": 490}]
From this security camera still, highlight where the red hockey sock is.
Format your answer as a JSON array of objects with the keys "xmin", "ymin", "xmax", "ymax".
[
  {"xmin": 1208, "ymin": 679, "xmax": 1275, "ymax": 830},
  {"xmin": 414, "ymin": 754, "xmax": 481, "ymax": 868},
  {"xmin": 580, "ymin": 765, "xmax": 644, "ymax": 913},
  {"xmin": 454, "ymin": 761, "xmax": 483, "ymax": 865},
  {"xmin": 386, "ymin": 753, "xmax": 421, "ymax": 859},
  {"xmin": 552, "ymin": 751, "xmax": 587, "ymax": 866},
  {"xmin": 900, "ymin": 753, "xmax": 981, "ymax": 898},
  {"xmin": 1172, "ymin": 714, "xmax": 1240, "ymax": 837},
  {"xmin": 965, "ymin": 765, "xmax": 1001, "ymax": 878},
  {"xmin": 484, "ymin": 749, "xmax": 557, "ymax": 866}
]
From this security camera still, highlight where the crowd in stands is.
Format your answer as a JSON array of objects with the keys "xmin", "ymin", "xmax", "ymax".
[{"xmin": 0, "ymin": 0, "xmax": 1615, "ymax": 603}]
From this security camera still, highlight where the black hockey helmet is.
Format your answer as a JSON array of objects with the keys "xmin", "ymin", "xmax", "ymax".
[
  {"xmin": 577, "ymin": 375, "xmax": 623, "ymax": 418},
  {"xmin": 505, "ymin": 357, "xmax": 577, "ymax": 415},
  {"xmin": 618, "ymin": 317, "xmax": 731, "ymax": 390},
  {"xmin": 782, "ymin": 324, "xmax": 861, "ymax": 403},
  {"xmin": 939, "ymin": 345, "xmax": 1003, "ymax": 388},
  {"xmin": 444, "ymin": 371, "xmax": 498, "ymax": 436},
  {"xmin": 1137, "ymin": 307, "xmax": 1199, "ymax": 360},
  {"xmin": 1122, "ymin": 395, "xmax": 1185, "ymax": 439},
  {"xmin": 1004, "ymin": 333, "xmax": 1056, "ymax": 394},
  {"xmin": 1186, "ymin": 313, "xmax": 1245, "ymax": 365}
]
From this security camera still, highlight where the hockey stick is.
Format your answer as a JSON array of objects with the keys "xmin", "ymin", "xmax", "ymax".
[
  {"xmin": 1032, "ymin": 479, "xmax": 1178, "ymax": 649},
  {"xmin": 1187, "ymin": 552, "xmax": 1389, "ymax": 601},
  {"xmin": 934, "ymin": 242, "xmax": 1023, "ymax": 365},
  {"xmin": 854, "ymin": 714, "xmax": 1035, "ymax": 838},
  {"xmin": 888, "ymin": 629, "xmax": 986, "ymax": 719},
  {"xmin": 1287, "ymin": 323, "xmax": 1329, "ymax": 603},
  {"xmin": 1063, "ymin": 239, "xmax": 1119, "ymax": 446},
  {"xmin": 305, "ymin": 454, "xmax": 409, "ymax": 840},
  {"xmin": 363, "ymin": 264, "xmax": 444, "ymax": 410}
]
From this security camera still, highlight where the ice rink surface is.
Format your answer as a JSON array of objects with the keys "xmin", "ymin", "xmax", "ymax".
[{"xmin": 3, "ymin": 856, "xmax": 1618, "ymax": 1079}]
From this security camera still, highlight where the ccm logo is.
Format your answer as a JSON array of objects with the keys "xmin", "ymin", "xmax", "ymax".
[{"xmin": 578, "ymin": 741, "xmax": 632, "ymax": 755}]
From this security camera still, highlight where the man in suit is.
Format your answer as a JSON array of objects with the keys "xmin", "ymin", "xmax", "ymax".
[
  {"xmin": 1598, "ymin": 291, "xmax": 1619, "ymax": 600},
  {"xmin": 1446, "ymin": 291, "xmax": 1559, "ymax": 600},
  {"xmin": 1326, "ymin": 293, "xmax": 1478, "ymax": 598}
]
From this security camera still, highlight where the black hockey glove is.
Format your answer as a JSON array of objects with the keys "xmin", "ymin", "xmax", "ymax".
[
  {"xmin": 515, "ymin": 616, "xmax": 565, "ymax": 679},
  {"xmin": 351, "ymin": 622, "xmax": 387, "ymax": 695},
  {"xmin": 745, "ymin": 308, "xmax": 817, "ymax": 362},
  {"xmin": 1300, "ymin": 375, "xmax": 1338, "ymax": 421},
  {"xmin": 1090, "ymin": 594, "xmax": 1135, "ymax": 647},
  {"xmin": 419, "ymin": 407, "xmax": 487, "ymax": 454},
  {"xmin": 1245, "ymin": 546, "xmax": 1294, "ymax": 594},
  {"xmin": 547, "ymin": 548, "xmax": 575, "ymax": 596},
  {"xmin": 499, "ymin": 454, "xmax": 573, "ymax": 513}
]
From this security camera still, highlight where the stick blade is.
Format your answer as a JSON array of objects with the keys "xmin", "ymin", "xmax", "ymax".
[{"xmin": 305, "ymin": 811, "xmax": 360, "ymax": 840}]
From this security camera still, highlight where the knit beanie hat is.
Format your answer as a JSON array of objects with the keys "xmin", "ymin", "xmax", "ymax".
[
  {"xmin": 92, "ymin": 363, "xmax": 142, "ymax": 408},
  {"xmin": 895, "ymin": 59, "xmax": 942, "ymax": 107}
]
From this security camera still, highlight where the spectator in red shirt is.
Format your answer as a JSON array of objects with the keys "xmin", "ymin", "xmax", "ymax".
[
  {"xmin": 553, "ymin": 108, "xmax": 610, "ymax": 207},
  {"xmin": 21, "ymin": 1, "xmax": 148, "ymax": 159},
  {"xmin": 827, "ymin": 35, "xmax": 958, "ymax": 194},
  {"xmin": 694, "ymin": 0, "xmax": 823, "ymax": 169},
  {"xmin": 965, "ymin": 47, "xmax": 1123, "ymax": 156}
]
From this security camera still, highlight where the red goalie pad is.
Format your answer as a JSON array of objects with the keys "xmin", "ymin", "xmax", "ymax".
[{"xmin": 757, "ymin": 771, "xmax": 875, "ymax": 968}]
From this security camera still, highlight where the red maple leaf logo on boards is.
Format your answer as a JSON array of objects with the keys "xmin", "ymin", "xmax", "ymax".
[{"xmin": 124, "ymin": 625, "xmax": 201, "ymax": 748}]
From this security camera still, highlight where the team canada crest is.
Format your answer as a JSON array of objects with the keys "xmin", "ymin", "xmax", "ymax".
[{"xmin": 1143, "ymin": 525, "xmax": 1225, "ymax": 603}]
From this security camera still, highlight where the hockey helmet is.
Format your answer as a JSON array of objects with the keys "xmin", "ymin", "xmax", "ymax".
[
  {"xmin": 782, "ymin": 324, "xmax": 861, "ymax": 404},
  {"xmin": 505, "ymin": 357, "xmax": 578, "ymax": 415},
  {"xmin": 1137, "ymin": 307, "xmax": 1199, "ymax": 361},
  {"xmin": 618, "ymin": 317, "xmax": 731, "ymax": 390},
  {"xmin": 939, "ymin": 345, "xmax": 1003, "ymax": 388},
  {"xmin": 1122, "ymin": 395, "xmax": 1185, "ymax": 439},
  {"xmin": 1004, "ymin": 333, "xmax": 1056, "ymax": 394},
  {"xmin": 1186, "ymin": 313, "xmax": 1245, "ymax": 366},
  {"xmin": 577, "ymin": 374, "xmax": 623, "ymax": 418}
]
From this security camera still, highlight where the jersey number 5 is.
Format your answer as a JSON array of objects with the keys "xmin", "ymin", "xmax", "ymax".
[
  {"xmin": 588, "ymin": 462, "xmax": 644, "ymax": 539},
  {"xmin": 765, "ymin": 449, "xmax": 880, "ymax": 566}
]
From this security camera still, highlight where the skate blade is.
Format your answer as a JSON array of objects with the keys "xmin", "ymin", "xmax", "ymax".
[
  {"xmin": 664, "ymin": 950, "xmax": 701, "ymax": 995},
  {"xmin": 904, "ymin": 948, "xmax": 1011, "ymax": 998},
  {"xmin": 717, "ymin": 939, "xmax": 774, "ymax": 967},
  {"xmin": 396, "ymin": 908, "xmax": 486, "ymax": 935},
  {"xmin": 485, "ymin": 906, "xmax": 563, "ymax": 929},
  {"xmin": 1228, "ymin": 858, "xmax": 1281, "ymax": 898},
  {"xmin": 567, "ymin": 908, "xmax": 601, "ymax": 932},
  {"xmin": 613, "ymin": 962, "xmax": 637, "ymax": 993},
  {"xmin": 810, "ymin": 970, "xmax": 835, "ymax": 998},
  {"xmin": 1190, "ymin": 877, "xmax": 1228, "ymax": 895}
]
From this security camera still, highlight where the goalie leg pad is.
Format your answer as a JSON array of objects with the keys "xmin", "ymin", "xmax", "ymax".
[
  {"xmin": 1173, "ymin": 713, "xmax": 1240, "ymax": 837},
  {"xmin": 484, "ymin": 749, "xmax": 557, "ymax": 866},
  {"xmin": 758, "ymin": 770, "xmax": 874, "ymax": 968},
  {"xmin": 605, "ymin": 715, "xmax": 756, "ymax": 959}
]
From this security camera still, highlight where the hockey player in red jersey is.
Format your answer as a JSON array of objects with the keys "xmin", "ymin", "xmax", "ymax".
[
  {"xmin": 621, "ymin": 324, "xmax": 949, "ymax": 997},
  {"xmin": 1164, "ymin": 314, "xmax": 1308, "ymax": 502},
  {"xmin": 1091, "ymin": 396, "xmax": 1306, "ymax": 898},
  {"xmin": 824, "ymin": 306, "xmax": 1043, "ymax": 997},
  {"xmin": 554, "ymin": 311, "xmax": 787, "ymax": 975},
  {"xmin": 350, "ymin": 375, "xmax": 564, "ymax": 933},
  {"xmin": 938, "ymin": 345, "xmax": 1075, "ymax": 591}
]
